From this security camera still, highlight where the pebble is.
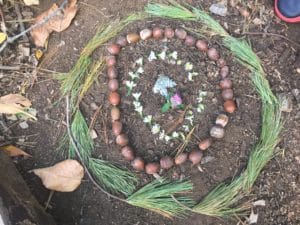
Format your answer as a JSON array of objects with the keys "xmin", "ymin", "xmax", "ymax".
[
  {"xmin": 19, "ymin": 121, "xmax": 29, "ymax": 129},
  {"xmin": 90, "ymin": 102, "xmax": 98, "ymax": 110},
  {"xmin": 278, "ymin": 93, "xmax": 293, "ymax": 112},
  {"xmin": 90, "ymin": 129, "xmax": 98, "ymax": 139},
  {"xmin": 291, "ymin": 89, "xmax": 300, "ymax": 103},
  {"xmin": 209, "ymin": 3, "xmax": 228, "ymax": 16}
]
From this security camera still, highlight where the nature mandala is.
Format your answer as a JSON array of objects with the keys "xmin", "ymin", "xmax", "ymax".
[{"xmin": 106, "ymin": 26, "xmax": 238, "ymax": 175}]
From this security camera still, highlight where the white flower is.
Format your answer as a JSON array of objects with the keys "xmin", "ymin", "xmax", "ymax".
[
  {"xmin": 188, "ymin": 72, "xmax": 199, "ymax": 81},
  {"xmin": 185, "ymin": 110, "xmax": 194, "ymax": 125},
  {"xmin": 128, "ymin": 71, "xmax": 139, "ymax": 80},
  {"xmin": 135, "ymin": 57, "xmax": 143, "ymax": 66},
  {"xmin": 132, "ymin": 92, "xmax": 141, "ymax": 101},
  {"xmin": 135, "ymin": 106, "xmax": 143, "ymax": 116},
  {"xmin": 133, "ymin": 101, "xmax": 141, "ymax": 108},
  {"xmin": 164, "ymin": 135, "xmax": 172, "ymax": 142},
  {"xmin": 158, "ymin": 51, "xmax": 166, "ymax": 60},
  {"xmin": 182, "ymin": 125, "xmax": 190, "ymax": 132},
  {"xmin": 171, "ymin": 131, "xmax": 179, "ymax": 138},
  {"xmin": 159, "ymin": 130, "xmax": 165, "ymax": 140},
  {"xmin": 199, "ymin": 91, "xmax": 207, "ymax": 97},
  {"xmin": 197, "ymin": 104, "xmax": 205, "ymax": 113},
  {"xmin": 197, "ymin": 96, "xmax": 203, "ymax": 102},
  {"xmin": 136, "ymin": 67, "xmax": 144, "ymax": 74},
  {"xmin": 168, "ymin": 51, "xmax": 178, "ymax": 60},
  {"xmin": 151, "ymin": 124, "xmax": 161, "ymax": 134},
  {"xmin": 125, "ymin": 80, "xmax": 136, "ymax": 94},
  {"xmin": 177, "ymin": 60, "xmax": 182, "ymax": 65},
  {"xmin": 143, "ymin": 115, "xmax": 152, "ymax": 124},
  {"xmin": 179, "ymin": 132, "xmax": 186, "ymax": 140},
  {"xmin": 169, "ymin": 59, "xmax": 176, "ymax": 65},
  {"xmin": 148, "ymin": 51, "xmax": 157, "ymax": 61},
  {"xmin": 184, "ymin": 62, "xmax": 193, "ymax": 71}
]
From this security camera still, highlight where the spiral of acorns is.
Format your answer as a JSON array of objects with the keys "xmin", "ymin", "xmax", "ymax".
[{"xmin": 106, "ymin": 26, "xmax": 237, "ymax": 175}]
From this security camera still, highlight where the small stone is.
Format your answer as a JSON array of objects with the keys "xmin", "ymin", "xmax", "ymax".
[
  {"xmin": 209, "ymin": 3, "xmax": 227, "ymax": 16},
  {"xmin": 90, "ymin": 102, "xmax": 98, "ymax": 110},
  {"xmin": 210, "ymin": 125, "xmax": 225, "ymax": 139},
  {"xmin": 19, "ymin": 121, "xmax": 29, "ymax": 129},
  {"xmin": 291, "ymin": 89, "xmax": 300, "ymax": 103},
  {"xmin": 140, "ymin": 28, "xmax": 152, "ymax": 40},
  {"xmin": 278, "ymin": 93, "xmax": 293, "ymax": 112},
  {"xmin": 90, "ymin": 129, "xmax": 98, "ymax": 139}
]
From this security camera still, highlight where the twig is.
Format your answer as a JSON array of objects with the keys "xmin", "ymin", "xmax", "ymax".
[
  {"xmin": 0, "ymin": 65, "xmax": 21, "ymax": 70},
  {"xmin": 14, "ymin": 2, "xmax": 28, "ymax": 42},
  {"xmin": 242, "ymin": 31, "xmax": 300, "ymax": 48},
  {"xmin": 89, "ymin": 105, "xmax": 102, "ymax": 130},
  {"xmin": 0, "ymin": 0, "xmax": 68, "ymax": 53},
  {"xmin": 65, "ymin": 96, "xmax": 126, "ymax": 203},
  {"xmin": 44, "ymin": 190, "xmax": 54, "ymax": 210},
  {"xmin": 175, "ymin": 126, "xmax": 195, "ymax": 156}
]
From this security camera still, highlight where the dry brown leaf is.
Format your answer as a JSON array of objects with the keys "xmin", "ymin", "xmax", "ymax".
[
  {"xmin": 0, "ymin": 145, "xmax": 32, "ymax": 157},
  {"xmin": 30, "ymin": 0, "xmax": 78, "ymax": 47},
  {"xmin": 33, "ymin": 159, "xmax": 84, "ymax": 192}
]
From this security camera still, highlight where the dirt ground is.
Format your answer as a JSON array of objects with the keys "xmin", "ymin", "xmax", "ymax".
[{"xmin": 1, "ymin": 0, "xmax": 300, "ymax": 225}]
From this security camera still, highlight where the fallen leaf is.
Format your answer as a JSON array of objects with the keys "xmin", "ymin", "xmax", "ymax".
[
  {"xmin": 0, "ymin": 94, "xmax": 36, "ymax": 120},
  {"xmin": 0, "ymin": 32, "xmax": 7, "ymax": 44},
  {"xmin": 23, "ymin": 0, "xmax": 39, "ymax": 6},
  {"xmin": 33, "ymin": 159, "xmax": 84, "ymax": 192},
  {"xmin": 0, "ymin": 145, "xmax": 31, "ymax": 157},
  {"xmin": 30, "ymin": 0, "xmax": 78, "ymax": 47}
]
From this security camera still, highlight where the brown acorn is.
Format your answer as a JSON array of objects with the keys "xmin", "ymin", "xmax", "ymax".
[
  {"xmin": 174, "ymin": 153, "xmax": 188, "ymax": 165},
  {"xmin": 145, "ymin": 162, "xmax": 160, "ymax": 175},
  {"xmin": 220, "ymin": 78, "xmax": 233, "ymax": 89},
  {"xmin": 131, "ymin": 157, "xmax": 145, "ymax": 171},
  {"xmin": 108, "ymin": 79, "xmax": 119, "ymax": 91},
  {"xmin": 107, "ymin": 67, "xmax": 118, "ymax": 79},
  {"xmin": 116, "ymin": 36, "xmax": 128, "ymax": 47},
  {"xmin": 224, "ymin": 100, "xmax": 236, "ymax": 113},
  {"xmin": 112, "ymin": 121, "xmax": 122, "ymax": 136},
  {"xmin": 215, "ymin": 114, "xmax": 229, "ymax": 127},
  {"xmin": 210, "ymin": 125, "xmax": 225, "ymax": 139},
  {"xmin": 184, "ymin": 35, "xmax": 196, "ymax": 46},
  {"xmin": 188, "ymin": 150, "xmax": 203, "ymax": 165},
  {"xmin": 196, "ymin": 40, "xmax": 208, "ymax": 51},
  {"xmin": 107, "ymin": 44, "xmax": 120, "ymax": 55},
  {"xmin": 175, "ymin": 28, "xmax": 187, "ymax": 39},
  {"xmin": 108, "ymin": 92, "xmax": 120, "ymax": 106},
  {"xmin": 152, "ymin": 27, "xmax": 163, "ymax": 39},
  {"xmin": 116, "ymin": 134, "xmax": 129, "ymax": 146},
  {"xmin": 198, "ymin": 138, "xmax": 212, "ymax": 150},
  {"xmin": 111, "ymin": 107, "xmax": 120, "ymax": 121},
  {"xmin": 207, "ymin": 47, "xmax": 219, "ymax": 61},
  {"xmin": 220, "ymin": 66, "xmax": 229, "ymax": 78},
  {"xmin": 121, "ymin": 146, "xmax": 135, "ymax": 161},
  {"xmin": 160, "ymin": 156, "xmax": 174, "ymax": 169},
  {"xmin": 106, "ymin": 56, "xmax": 116, "ymax": 67},
  {"xmin": 222, "ymin": 89, "xmax": 234, "ymax": 101},
  {"xmin": 164, "ymin": 27, "xmax": 175, "ymax": 38},
  {"xmin": 126, "ymin": 33, "xmax": 140, "ymax": 43}
]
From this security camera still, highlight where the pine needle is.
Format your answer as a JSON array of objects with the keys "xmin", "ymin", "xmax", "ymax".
[
  {"xmin": 127, "ymin": 178, "xmax": 194, "ymax": 218},
  {"xmin": 89, "ymin": 158, "xmax": 138, "ymax": 196}
]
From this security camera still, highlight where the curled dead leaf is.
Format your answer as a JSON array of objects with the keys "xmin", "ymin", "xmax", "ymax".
[
  {"xmin": 30, "ymin": 0, "xmax": 78, "ymax": 47},
  {"xmin": 0, "ymin": 145, "xmax": 31, "ymax": 157},
  {"xmin": 33, "ymin": 159, "xmax": 84, "ymax": 192}
]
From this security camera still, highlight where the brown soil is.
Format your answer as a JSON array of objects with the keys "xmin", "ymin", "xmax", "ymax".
[{"xmin": 1, "ymin": 0, "xmax": 299, "ymax": 225}]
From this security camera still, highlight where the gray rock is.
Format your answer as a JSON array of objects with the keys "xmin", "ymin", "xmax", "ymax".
[
  {"xmin": 209, "ymin": 3, "xmax": 228, "ymax": 16},
  {"xmin": 278, "ymin": 93, "xmax": 293, "ymax": 112},
  {"xmin": 19, "ymin": 121, "xmax": 29, "ymax": 129},
  {"xmin": 291, "ymin": 89, "xmax": 300, "ymax": 103}
]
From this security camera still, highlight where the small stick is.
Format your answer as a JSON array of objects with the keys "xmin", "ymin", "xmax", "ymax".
[
  {"xmin": 0, "ymin": 65, "xmax": 21, "ymax": 70},
  {"xmin": 44, "ymin": 190, "xmax": 54, "ymax": 210},
  {"xmin": 14, "ymin": 3, "xmax": 29, "ymax": 42},
  {"xmin": 175, "ymin": 126, "xmax": 195, "ymax": 156},
  {"xmin": 89, "ymin": 105, "xmax": 102, "ymax": 130}
]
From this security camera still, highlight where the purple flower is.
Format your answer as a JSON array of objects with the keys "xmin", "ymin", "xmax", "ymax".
[{"xmin": 170, "ymin": 92, "xmax": 183, "ymax": 108}]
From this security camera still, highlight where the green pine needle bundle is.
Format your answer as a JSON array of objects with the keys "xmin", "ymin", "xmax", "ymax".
[
  {"xmin": 89, "ymin": 158, "xmax": 138, "ymax": 196},
  {"xmin": 127, "ymin": 178, "xmax": 194, "ymax": 218}
]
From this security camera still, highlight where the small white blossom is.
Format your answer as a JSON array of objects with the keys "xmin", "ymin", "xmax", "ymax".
[
  {"xmin": 143, "ymin": 115, "xmax": 152, "ymax": 124},
  {"xmin": 151, "ymin": 124, "xmax": 161, "ymax": 134},
  {"xmin": 182, "ymin": 124, "xmax": 190, "ymax": 132},
  {"xmin": 197, "ymin": 96, "xmax": 203, "ymax": 102},
  {"xmin": 197, "ymin": 104, "xmax": 205, "ymax": 112},
  {"xmin": 164, "ymin": 135, "xmax": 172, "ymax": 142},
  {"xmin": 185, "ymin": 110, "xmax": 194, "ymax": 125},
  {"xmin": 132, "ymin": 92, "xmax": 141, "ymax": 101},
  {"xmin": 135, "ymin": 57, "xmax": 143, "ymax": 66},
  {"xmin": 128, "ymin": 71, "xmax": 139, "ymax": 80},
  {"xmin": 171, "ymin": 131, "xmax": 179, "ymax": 138},
  {"xmin": 134, "ymin": 106, "xmax": 143, "ymax": 116},
  {"xmin": 136, "ymin": 67, "xmax": 144, "ymax": 74},
  {"xmin": 184, "ymin": 62, "xmax": 193, "ymax": 71},
  {"xmin": 169, "ymin": 59, "xmax": 176, "ymax": 65},
  {"xmin": 176, "ymin": 60, "xmax": 182, "ymax": 65},
  {"xmin": 199, "ymin": 91, "xmax": 208, "ymax": 97},
  {"xmin": 125, "ymin": 80, "xmax": 137, "ymax": 94},
  {"xmin": 148, "ymin": 51, "xmax": 157, "ymax": 61},
  {"xmin": 188, "ymin": 72, "xmax": 199, "ymax": 81},
  {"xmin": 168, "ymin": 51, "xmax": 178, "ymax": 60},
  {"xmin": 159, "ymin": 130, "xmax": 165, "ymax": 140},
  {"xmin": 179, "ymin": 132, "xmax": 186, "ymax": 140},
  {"xmin": 133, "ymin": 101, "xmax": 141, "ymax": 108},
  {"xmin": 158, "ymin": 51, "xmax": 166, "ymax": 60}
]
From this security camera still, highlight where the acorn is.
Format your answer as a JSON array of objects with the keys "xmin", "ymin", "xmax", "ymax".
[
  {"xmin": 145, "ymin": 162, "xmax": 160, "ymax": 175},
  {"xmin": 184, "ymin": 35, "xmax": 196, "ymax": 46},
  {"xmin": 140, "ymin": 28, "xmax": 152, "ymax": 40},
  {"xmin": 196, "ymin": 40, "xmax": 208, "ymax": 51},
  {"xmin": 107, "ymin": 67, "xmax": 118, "ymax": 79},
  {"xmin": 222, "ymin": 89, "xmax": 234, "ymax": 100},
  {"xmin": 164, "ymin": 27, "xmax": 175, "ymax": 38},
  {"xmin": 210, "ymin": 125, "xmax": 225, "ymax": 139},
  {"xmin": 207, "ymin": 47, "xmax": 219, "ymax": 61},
  {"xmin": 188, "ymin": 150, "xmax": 203, "ymax": 165},
  {"xmin": 108, "ymin": 92, "xmax": 120, "ymax": 106},
  {"xmin": 152, "ymin": 27, "xmax": 163, "ymax": 39},
  {"xmin": 126, "ymin": 33, "xmax": 140, "ymax": 43},
  {"xmin": 116, "ymin": 36, "xmax": 128, "ymax": 47},
  {"xmin": 112, "ymin": 121, "xmax": 122, "ymax": 136},
  {"xmin": 220, "ymin": 66, "xmax": 229, "ymax": 78},
  {"xmin": 160, "ymin": 156, "xmax": 174, "ymax": 169},
  {"xmin": 116, "ymin": 134, "xmax": 129, "ymax": 146},
  {"xmin": 217, "ymin": 58, "xmax": 227, "ymax": 68},
  {"xmin": 108, "ymin": 79, "xmax": 119, "ymax": 91},
  {"xmin": 106, "ymin": 56, "xmax": 116, "ymax": 67},
  {"xmin": 198, "ymin": 138, "xmax": 212, "ymax": 150},
  {"xmin": 215, "ymin": 114, "xmax": 229, "ymax": 127},
  {"xmin": 224, "ymin": 100, "xmax": 236, "ymax": 113},
  {"xmin": 174, "ymin": 153, "xmax": 188, "ymax": 165},
  {"xmin": 121, "ymin": 146, "xmax": 135, "ymax": 161},
  {"xmin": 220, "ymin": 78, "xmax": 233, "ymax": 89},
  {"xmin": 107, "ymin": 44, "xmax": 120, "ymax": 55},
  {"xmin": 175, "ymin": 28, "xmax": 187, "ymax": 39},
  {"xmin": 131, "ymin": 157, "xmax": 145, "ymax": 171},
  {"xmin": 111, "ymin": 107, "xmax": 120, "ymax": 121}
]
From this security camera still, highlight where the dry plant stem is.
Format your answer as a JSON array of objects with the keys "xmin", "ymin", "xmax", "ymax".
[
  {"xmin": 14, "ymin": 3, "xmax": 28, "ymax": 42},
  {"xmin": 89, "ymin": 105, "xmax": 102, "ymax": 130},
  {"xmin": 44, "ymin": 190, "xmax": 54, "ymax": 210},
  {"xmin": 0, "ymin": 65, "xmax": 21, "ymax": 70},
  {"xmin": 65, "ymin": 96, "xmax": 126, "ymax": 203},
  {"xmin": 175, "ymin": 126, "xmax": 195, "ymax": 156},
  {"xmin": 0, "ymin": 0, "xmax": 68, "ymax": 53}
]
